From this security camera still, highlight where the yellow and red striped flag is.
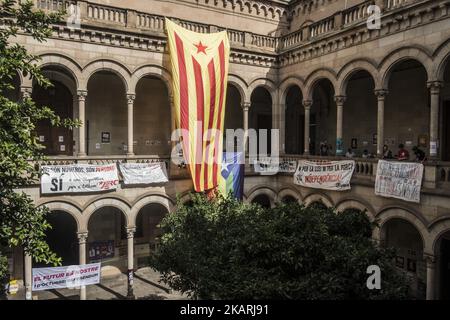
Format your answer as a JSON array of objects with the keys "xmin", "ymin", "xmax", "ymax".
[{"xmin": 165, "ymin": 19, "xmax": 230, "ymax": 192}]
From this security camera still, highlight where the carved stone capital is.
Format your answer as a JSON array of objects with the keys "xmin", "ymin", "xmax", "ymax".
[
  {"xmin": 242, "ymin": 102, "xmax": 251, "ymax": 111},
  {"xmin": 77, "ymin": 232, "xmax": 88, "ymax": 244},
  {"xmin": 77, "ymin": 90, "xmax": 88, "ymax": 101},
  {"xmin": 334, "ymin": 95, "xmax": 346, "ymax": 105},
  {"xmin": 302, "ymin": 100, "xmax": 312, "ymax": 109},
  {"xmin": 126, "ymin": 227, "xmax": 136, "ymax": 239},
  {"xmin": 424, "ymin": 253, "xmax": 436, "ymax": 266},
  {"xmin": 127, "ymin": 94, "xmax": 136, "ymax": 104},
  {"xmin": 20, "ymin": 86, "xmax": 33, "ymax": 98},
  {"xmin": 374, "ymin": 89, "xmax": 388, "ymax": 100},
  {"xmin": 427, "ymin": 81, "xmax": 443, "ymax": 95}
]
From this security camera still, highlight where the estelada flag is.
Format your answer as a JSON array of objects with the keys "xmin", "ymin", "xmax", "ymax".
[{"xmin": 165, "ymin": 19, "xmax": 230, "ymax": 192}]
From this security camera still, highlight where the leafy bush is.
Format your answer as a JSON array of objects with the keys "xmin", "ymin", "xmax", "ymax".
[{"xmin": 150, "ymin": 194, "xmax": 410, "ymax": 300}]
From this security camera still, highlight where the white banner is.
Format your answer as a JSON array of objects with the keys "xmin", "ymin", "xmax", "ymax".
[
  {"xmin": 32, "ymin": 263, "xmax": 101, "ymax": 291},
  {"xmin": 294, "ymin": 160, "xmax": 355, "ymax": 191},
  {"xmin": 254, "ymin": 159, "xmax": 297, "ymax": 174},
  {"xmin": 375, "ymin": 160, "xmax": 424, "ymax": 203},
  {"xmin": 119, "ymin": 162, "xmax": 169, "ymax": 185},
  {"xmin": 41, "ymin": 164, "xmax": 119, "ymax": 194}
]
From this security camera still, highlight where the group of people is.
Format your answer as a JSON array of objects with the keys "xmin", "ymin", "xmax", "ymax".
[
  {"xmin": 382, "ymin": 144, "xmax": 426, "ymax": 162},
  {"xmin": 317, "ymin": 140, "xmax": 427, "ymax": 162}
]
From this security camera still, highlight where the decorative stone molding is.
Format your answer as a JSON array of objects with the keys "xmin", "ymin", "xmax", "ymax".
[
  {"xmin": 77, "ymin": 90, "xmax": 88, "ymax": 101},
  {"xmin": 334, "ymin": 95, "xmax": 346, "ymax": 105},
  {"xmin": 126, "ymin": 227, "xmax": 136, "ymax": 239},
  {"xmin": 77, "ymin": 232, "xmax": 88, "ymax": 244},
  {"xmin": 126, "ymin": 94, "xmax": 136, "ymax": 104},
  {"xmin": 427, "ymin": 81, "xmax": 444, "ymax": 95},
  {"xmin": 374, "ymin": 89, "xmax": 388, "ymax": 100}
]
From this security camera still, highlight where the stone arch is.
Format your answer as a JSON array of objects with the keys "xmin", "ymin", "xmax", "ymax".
[
  {"xmin": 334, "ymin": 198, "xmax": 376, "ymax": 222},
  {"xmin": 375, "ymin": 207, "xmax": 430, "ymax": 250},
  {"xmin": 246, "ymin": 187, "xmax": 277, "ymax": 208},
  {"xmin": 248, "ymin": 77, "xmax": 277, "ymax": 103},
  {"xmin": 228, "ymin": 73, "xmax": 248, "ymax": 103},
  {"xmin": 302, "ymin": 192, "xmax": 334, "ymax": 208},
  {"xmin": 279, "ymin": 76, "xmax": 305, "ymax": 103},
  {"xmin": 81, "ymin": 197, "xmax": 131, "ymax": 232},
  {"xmin": 304, "ymin": 68, "xmax": 338, "ymax": 100},
  {"xmin": 81, "ymin": 59, "xmax": 132, "ymax": 93},
  {"xmin": 428, "ymin": 216, "xmax": 450, "ymax": 254},
  {"xmin": 37, "ymin": 201, "xmax": 82, "ymax": 232},
  {"xmin": 130, "ymin": 64, "xmax": 173, "ymax": 97},
  {"xmin": 378, "ymin": 46, "xmax": 433, "ymax": 89},
  {"xmin": 130, "ymin": 194, "xmax": 175, "ymax": 227},
  {"xmin": 40, "ymin": 70, "xmax": 77, "ymax": 97},
  {"xmin": 37, "ymin": 53, "xmax": 82, "ymax": 89},
  {"xmin": 277, "ymin": 187, "xmax": 302, "ymax": 204},
  {"xmin": 432, "ymin": 38, "xmax": 450, "ymax": 82},
  {"xmin": 337, "ymin": 59, "xmax": 380, "ymax": 96}
]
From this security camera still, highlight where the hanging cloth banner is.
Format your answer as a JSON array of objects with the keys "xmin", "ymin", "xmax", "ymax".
[
  {"xmin": 32, "ymin": 263, "xmax": 101, "ymax": 291},
  {"xmin": 119, "ymin": 162, "xmax": 169, "ymax": 185},
  {"xmin": 294, "ymin": 160, "xmax": 356, "ymax": 191},
  {"xmin": 375, "ymin": 160, "xmax": 424, "ymax": 203},
  {"xmin": 165, "ymin": 18, "xmax": 231, "ymax": 192},
  {"xmin": 40, "ymin": 164, "xmax": 119, "ymax": 194}
]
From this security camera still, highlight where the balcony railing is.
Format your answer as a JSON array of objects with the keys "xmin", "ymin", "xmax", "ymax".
[{"xmin": 30, "ymin": 0, "xmax": 433, "ymax": 54}]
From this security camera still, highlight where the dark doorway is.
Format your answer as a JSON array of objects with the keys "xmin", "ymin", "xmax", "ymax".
[
  {"xmin": 443, "ymin": 101, "xmax": 450, "ymax": 161},
  {"xmin": 35, "ymin": 211, "xmax": 78, "ymax": 267},
  {"xmin": 33, "ymin": 81, "xmax": 74, "ymax": 156},
  {"xmin": 251, "ymin": 195, "xmax": 271, "ymax": 208},
  {"xmin": 257, "ymin": 114, "xmax": 272, "ymax": 155},
  {"xmin": 441, "ymin": 238, "xmax": 450, "ymax": 299}
]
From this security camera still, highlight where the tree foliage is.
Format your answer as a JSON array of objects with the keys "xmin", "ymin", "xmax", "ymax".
[
  {"xmin": 150, "ymin": 194, "xmax": 411, "ymax": 299},
  {"xmin": 0, "ymin": 0, "xmax": 78, "ymax": 293}
]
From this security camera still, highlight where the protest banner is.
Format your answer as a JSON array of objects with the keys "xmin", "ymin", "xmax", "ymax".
[
  {"xmin": 119, "ymin": 162, "xmax": 168, "ymax": 185},
  {"xmin": 375, "ymin": 160, "xmax": 424, "ymax": 203},
  {"xmin": 32, "ymin": 263, "xmax": 101, "ymax": 291},
  {"xmin": 294, "ymin": 160, "xmax": 355, "ymax": 191},
  {"xmin": 41, "ymin": 164, "xmax": 119, "ymax": 194},
  {"xmin": 254, "ymin": 159, "xmax": 297, "ymax": 174}
]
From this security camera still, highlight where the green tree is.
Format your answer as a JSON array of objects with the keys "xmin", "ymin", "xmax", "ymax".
[
  {"xmin": 150, "ymin": 194, "xmax": 411, "ymax": 299},
  {"xmin": 0, "ymin": 0, "xmax": 78, "ymax": 295}
]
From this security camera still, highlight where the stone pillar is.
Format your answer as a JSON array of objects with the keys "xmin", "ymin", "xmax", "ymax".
[
  {"xmin": 303, "ymin": 100, "xmax": 312, "ymax": 155},
  {"xmin": 242, "ymin": 102, "xmax": 250, "ymax": 155},
  {"xmin": 425, "ymin": 254, "xmax": 436, "ymax": 300},
  {"xmin": 77, "ymin": 90, "xmax": 88, "ymax": 157},
  {"xmin": 334, "ymin": 96, "xmax": 346, "ymax": 156},
  {"xmin": 279, "ymin": 102, "xmax": 286, "ymax": 155},
  {"xmin": 427, "ymin": 81, "xmax": 443, "ymax": 159},
  {"xmin": 126, "ymin": 227, "xmax": 136, "ymax": 299},
  {"xmin": 24, "ymin": 253, "xmax": 32, "ymax": 300},
  {"xmin": 126, "ymin": 94, "xmax": 136, "ymax": 156},
  {"xmin": 374, "ymin": 90, "xmax": 388, "ymax": 157},
  {"xmin": 77, "ymin": 232, "xmax": 88, "ymax": 300}
]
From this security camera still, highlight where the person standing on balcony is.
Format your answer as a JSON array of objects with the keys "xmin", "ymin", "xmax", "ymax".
[
  {"xmin": 383, "ymin": 145, "xmax": 393, "ymax": 159},
  {"xmin": 396, "ymin": 144, "xmax": 410, "ymax": 161}
]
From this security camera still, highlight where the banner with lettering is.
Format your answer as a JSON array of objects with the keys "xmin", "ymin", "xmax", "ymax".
[
  {"xmin": 119, "ymin": 162, "xmax": 169, "ymax": 185},
  {"xmin": 41, "ymin": 164, "xmax": 119, "ymax": 194},
  {"xmin": 254, "ymin": 159, "xmax": 297, "ymax": 174},
  {"xmin": 32, "ymin": 263, "xmax": 101, "ymax": 291},
  {"xmin": 375, "ymin": 160, "xmax": 424, "ymax": 203},
  {"xmin": 294, "ymin": 160, "xmax": 355, "ymax": 191}
]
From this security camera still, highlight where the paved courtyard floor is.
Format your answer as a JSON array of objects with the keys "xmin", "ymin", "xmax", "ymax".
[{"xmin": 8, "ymin": 267, "xmax": 188, "ymax": 300}]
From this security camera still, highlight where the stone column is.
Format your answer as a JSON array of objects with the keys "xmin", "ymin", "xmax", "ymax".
[
  {"xmin": 374, "ymin": 90, "xmax": 388, "ymax": 157},
  {"xmin": 24, "ymin": 253, "xmax": 32, "ymax": 300},
  {"xmin": 242, "ymin": 102, "xmax": 250, "ymax": 155},
  {"xmin": 77, "ymin": 90, "xmax": 88, "ymax": 157},
  {"xmin": 126, "ymin": 227, "xmax": 136, "ymax": 299},
  {"xmin": 126, "ymin": 94, "xmax": 136, "ymax": 156},
  {"xmin": 427, "ymin": 81, "xmax": 443, "ymax": 159},
  {"xmin": 303, "ymin": 100, "xmax": 312, "ymax": 155},
  {"xmin": 77, "ymin": 232, "xmax": 88, "ymax": 300},
  {"xmin": 425, "ymin": 254, "xmax": 436, "ymax": 300},
  {"xmin": 334, "ymin": 96, "xmax": 346, "ymax": 156}
]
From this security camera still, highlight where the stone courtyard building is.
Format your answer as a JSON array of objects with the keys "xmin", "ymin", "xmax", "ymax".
[{"xmin": 4, "ymin": 0, "xmax": 450, "ymax": 300}]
